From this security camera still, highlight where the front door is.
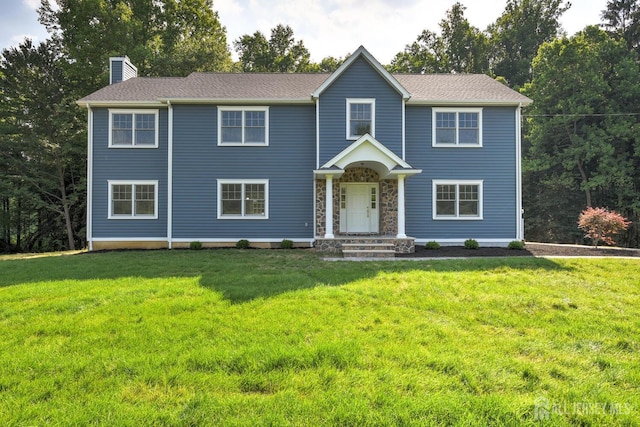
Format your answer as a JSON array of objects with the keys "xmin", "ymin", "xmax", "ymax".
[{"xmin": 340, "ymin": 184, "xmax": 379, "ymax": 233}]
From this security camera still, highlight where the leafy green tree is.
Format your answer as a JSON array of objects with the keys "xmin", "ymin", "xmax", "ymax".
[
  {"xmin": 0, "ymin": 39, "xmax": 85, "ymax": 250},
  {"xmin": 488, "ymin": 0, "xmax": 569, "ymax": 89},
  {"xmin": 390, "ymin": 3, "xmax": 488, "ymax": 73},
  {"xmin": 316, "ymin": 56, "xmax": 346, "ymax": 73},
  {"xmin": 602, "ymin": 0, "xmax": 640, "ymax": 53},
  {"xmin": 440, "ymin": 3, "xmax": 490, "ymax": 73},
  {"xmin": 39, "ymin": 0, "xmax": 232, "ymax": 90},
  {"xmin": 234, "ymin": 24, "xmax": 314, "ymax": 72},
  {"xmin": 522, "ymin": 26, "xmax": 640, "ymax": 245}
]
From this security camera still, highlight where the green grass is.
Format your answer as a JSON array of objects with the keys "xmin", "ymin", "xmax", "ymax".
[{"xmin": 0, "ymin": 250, "xmax": 638, "ymax": 426}]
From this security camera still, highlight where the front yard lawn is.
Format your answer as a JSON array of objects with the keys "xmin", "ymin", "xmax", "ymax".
[{"xmin": 0, "ymin": 250, "xmax": 638, "ymax": 425}]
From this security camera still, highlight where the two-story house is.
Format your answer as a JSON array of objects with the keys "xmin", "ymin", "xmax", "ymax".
[{"xmin": 77, "ymin": 46, "xmax": 531, "ymax": 255}]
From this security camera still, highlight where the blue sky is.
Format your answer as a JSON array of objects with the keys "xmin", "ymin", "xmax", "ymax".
[{"xmin": 1, "ymin": 0, "xmax": 609, "ymax": 64}]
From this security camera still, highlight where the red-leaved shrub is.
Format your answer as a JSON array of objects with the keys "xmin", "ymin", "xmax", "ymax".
[{"xmin": 577, "ymin": 207, "xmax": 631, "ymax": 248}]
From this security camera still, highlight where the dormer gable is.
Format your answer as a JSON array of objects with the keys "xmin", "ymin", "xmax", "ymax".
[{"xmin": 311, "ymin": 46, "xmax": 410, "ymax": 100}]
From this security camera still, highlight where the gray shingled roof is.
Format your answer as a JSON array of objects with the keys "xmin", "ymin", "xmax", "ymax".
[{"xmin": 78, "ymin": 72, "xmax": 530, "ymax": 105}]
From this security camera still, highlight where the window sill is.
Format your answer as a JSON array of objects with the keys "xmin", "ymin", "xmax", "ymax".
[
  {"xmin": 108, "ymin": 144, "xmax": 159, "ymax": 149},
  {"xmin": 432, "ymin": 216, "xmax": 483, "ymax": 221},
  {"xmin": 108, "ymin": 215, "xmax": 159, "ymax": 220}
]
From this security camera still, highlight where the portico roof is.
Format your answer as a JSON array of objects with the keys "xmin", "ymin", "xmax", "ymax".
[{"xmin": 313, "ymin": 134, "xmax": 422, "ymax": 179}]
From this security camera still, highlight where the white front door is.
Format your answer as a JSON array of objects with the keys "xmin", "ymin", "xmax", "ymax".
[{"xmin": 340, "ymin": 184, "xmax": 379, "ymax": 233}]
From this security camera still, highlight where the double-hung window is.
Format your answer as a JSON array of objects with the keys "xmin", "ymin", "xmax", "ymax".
[
  {"xmin": 433, "ymin": 108, "xmax": 482, "ymax": 147},
  {"xmin": 217, "ymin": 180, "xmax": 269, "ymax": 219},
  {"xmin": 346, "ymin": 99, "xmax": 375, "ymax": 139},
  {"xmin": 218, "ymin": 107, "xmax": 269, "ymax": 145},
  {"xmin": 433, "ymin": 180, "xmax": 483, "ymax": 220},
  {"xmin": 109, "ymin": 110, "xmax": 159, "ymax": 148},
  {"xmin": 108, "ymin": 180, "xmax": 158, "ymax": 219}
]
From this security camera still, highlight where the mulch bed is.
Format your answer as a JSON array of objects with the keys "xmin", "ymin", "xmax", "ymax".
[{"xmin": 396, "ymin": 242, "xmax": 640, "ymax": 258}]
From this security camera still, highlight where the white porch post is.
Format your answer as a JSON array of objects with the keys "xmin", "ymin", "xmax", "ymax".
[
  {"xmin": 397, "ymin": 174, "xmax": 407, "ymax": 238},
  {"xmin": 325, "ymin": 175, "xmax": 335, "ymax": 238}
]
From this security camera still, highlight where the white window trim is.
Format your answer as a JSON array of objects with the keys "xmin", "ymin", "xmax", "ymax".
[
  {"xmin": 346, "ymin": 98, "xmax": 375, "ymax": 140},
  {"xmin": 432, "ymin": 107, "xmax": 483, "ymax": 147},
  {"xmin": 108, "ymin": 180, "xmax": 159, "ymax": 219},
  {"xmin": 432, "ymin": 180, "xmax": 483, "ymax": 220},
  {"xmin": 217, "ymin": 179, "xmax": 269, "ymax": 219},
  {"xmin": 108, "ymin": 109, "xmax": 159, "ymax": 148},
  {"xmin": 217, "ymin": 106, "xmax": 269, "ymax": 146}
]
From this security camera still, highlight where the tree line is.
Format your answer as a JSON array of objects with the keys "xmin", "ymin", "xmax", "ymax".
[{"xmin": 1, "ymin": 0, "xmax": 639, "ymax": 251}]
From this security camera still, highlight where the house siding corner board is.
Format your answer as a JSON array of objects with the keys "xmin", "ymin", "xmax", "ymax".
[
  {"xmin": 318, "ymin": 56, "xmax": 403, "ymax": 164},
  {"xmin": 171, "ymin": 104, "xmax": 316, "ymax": 240},
  {"xmin": 405, "ymin": 106, "xmax": 518, "ymax": 240},
  {"xmin": 91, "ymin": 107, "xmax": 168, "ymax": 238}
]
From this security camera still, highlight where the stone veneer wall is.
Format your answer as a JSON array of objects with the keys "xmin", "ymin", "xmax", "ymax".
[
  {"xmin": 315, "ymin": 237, "xmax": 415, "ymax": 254},
  {"xmin": 315, "ymin": 167, "xmax": 399, "ymax": 237}
]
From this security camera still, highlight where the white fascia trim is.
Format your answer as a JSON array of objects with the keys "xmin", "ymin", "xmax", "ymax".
[
  {"xmin": 216, "ymin": 179, "xmax": 269, "ymax": 220},
  {"xmin": 93, "ymin": 237, "xmax": 168, "ymax": 242},
  {"xmin": 108, "ymin": 109, "xmax": 160, "ymax": 148},
  {"xmin": 432, "ymin": 107, "xmax": 483, "ymax": 148},
  {"xmin": 217, "ymin": 106, "xmax": 269, "ymax": 146},
  {"xmin": 77, "ymin": 101, "xmax": 166, "ymax": 108},
  {"xmin": 432, "ymin": 179, "xmax": 484, "ymax": 220},
  {"xmin": 172, "ymin": 238, "xmax": 315, "ymax": 244},
  {"xmin": 312, "ymin": 46, "xmax": 410, "ymax": 99},
  {"xmin": 408, "ymin": 100, "xmax": 532, "ymax": 106},
  {"xmin": 158, "ymin": 98, "xmax": 314, "ymax": 105},
  {"xmin": 346, "ymin": 98, "xmax": 376, "ymax": 140},
  {"xmin": 415, "ymin": 238, "xmax": 515, "ymax": 247},
  {"xmin": 167, "ymin": 101, "xmax": 174, "ymax": 249},
  {"xmin": 87, "ymin": 106, "xmax": 94, "ymax": 251},
  {"xmin": 108, "ymin": 180, "xmax": 159, "ymax": 220}
]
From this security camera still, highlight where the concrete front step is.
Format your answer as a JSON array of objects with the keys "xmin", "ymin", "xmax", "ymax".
[{"xmin": 342, "ymin": 243, "xmax": 396, "ymax": 258}]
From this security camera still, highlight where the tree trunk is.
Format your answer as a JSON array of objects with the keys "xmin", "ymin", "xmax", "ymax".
[
  {"xmin": 57, "ymin": 160, "xmax": 76, "ymax": 250},
  {"xmin": 576, "ymin": 159, "xmax": 592, "ymax": 207},
  {"xmin": 16, "ymin": 198, "xmax": 21, "ymax": 251}
]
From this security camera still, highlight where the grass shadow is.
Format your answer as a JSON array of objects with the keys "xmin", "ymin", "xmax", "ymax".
[{"xmin": 0, "ymin": 248, "xmax": 580, "ymax": 303}]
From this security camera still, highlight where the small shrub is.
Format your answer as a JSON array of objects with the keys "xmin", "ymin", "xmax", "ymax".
[
  {"xmin": 464, "ymin": 238, "xmax": 479, "ymax": 250},
  {"xmin": 578, "ymin": 207, "xmax": 631, "ymax": 248},
  {"xmin": 508, "ymin": 240, "xmax": 524, "ymax": 250},
  {"xmin": 425, "ymin": 241, "xmax": 441, "ymax": 250},
  {"xmin": 280, "ymin": 239, "xmax": 294, "ymax": 249},
  {"xmin": 236, "ymin": 239, "xmax": 250, "ymax": 249},
  {"xmin": 189, "ymin": 241, "xmax": 202, "ymax": 250}
]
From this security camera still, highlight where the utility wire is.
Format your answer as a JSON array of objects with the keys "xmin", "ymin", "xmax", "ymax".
[{"xmin": 523, "ymin": 112, "xmax": 640, "ymax": 117}]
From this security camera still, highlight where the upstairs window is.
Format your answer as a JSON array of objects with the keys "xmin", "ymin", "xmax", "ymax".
[
  {"xmin": 109, "ymin": 110, "xmax": 159, "ymax": 148},
  {"xmin": 433, "ymin": 108, "xmax": 482, "ymax": 147},
  {"xmin": 108, "ymin": 181, "xmax": 158, "ymax": 219},
  {"xmin": 218, "ymin": 107, "xmax": 269, "ymax": 145},
  {"xmin": 433, "ymin": 180, "xmax": 483, "ymax": 220},
  {"xmin": 217, "ymin": 180, "xmax": 269, "ymax": 219},
  {"xmin": 347, "ymin": 99, "xmax": 375, "ymax": 139}
]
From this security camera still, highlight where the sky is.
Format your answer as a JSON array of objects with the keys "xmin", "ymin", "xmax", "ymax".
[{"xmin": 1, "ymin": 0, "xmax": 609, "ymax": 65}]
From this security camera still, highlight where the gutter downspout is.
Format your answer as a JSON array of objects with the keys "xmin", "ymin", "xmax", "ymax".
[
  {"xmin": 87, "ymin": 105, "xmax": 94, "ymax": 251},
  {"xmin": 515, "ymin": 103, "xmax": 524, "ymax": 241},
  {"xmin": 167, "ymin": 101, "xmax": 173, "ymax": 249}
]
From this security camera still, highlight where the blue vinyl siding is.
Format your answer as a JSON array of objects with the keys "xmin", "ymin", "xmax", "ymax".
[
  {"xmin": 318, "ymin": 56, "xmax": 403, "ymax": 164},
  {"xmin": 405, "ymin": 106, "xmax": 517, "ymax": 239},
  {"xmin": 172, "ymin": 105, "xmax": 316, "ymax": 239},
  {"xmin": 91, "ymin": 108, "xmax": 168, "ymax": 238},
  {"xmin": 110, "ymin": 60, "xmax": 123, "ymax": 84}
]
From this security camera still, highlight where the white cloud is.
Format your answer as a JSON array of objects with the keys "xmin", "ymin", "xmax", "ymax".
[
  {"xmin": 10, "ymin": 33, "xmax": 41, "ymax": 45},
  {"xmin": 22, "ymin": 0, "xmax": 41, "ymax": 10},
  {"xmin": 218, "ymin": 0, "xmax": 510, "ymax": 64}
]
